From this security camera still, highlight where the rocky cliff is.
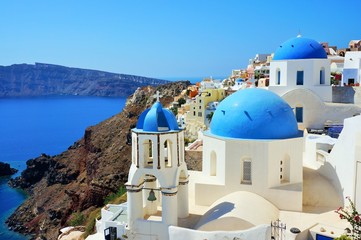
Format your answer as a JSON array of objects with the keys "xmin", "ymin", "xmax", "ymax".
[
  {"xmin": 0, "ymin": 63, "xmax": 170, "ymax": 97},
  {"xmin": 7, "ymin": 81, "xmax": 190, "ymax": 240},
  {"xmin": 0, "ymin": 161, "xmax": 18, "ymax": 176}
]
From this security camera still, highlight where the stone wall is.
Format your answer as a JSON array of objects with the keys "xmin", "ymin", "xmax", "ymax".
[
  {"xmin": 332, "ymin": 86, "xmax": 355, "ymax": 103},
  {"xmin": 185, "ymin": 150, "xmax": 202, "ymax": 171},
  {"xmin": 332, "ymin": 86, "xmax": 361, "ymax": 106}
]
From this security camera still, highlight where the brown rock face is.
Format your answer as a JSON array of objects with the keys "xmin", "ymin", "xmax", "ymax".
[{"xmin": 6, "ymin": 81, "xmax": 190, "ymax": 239}]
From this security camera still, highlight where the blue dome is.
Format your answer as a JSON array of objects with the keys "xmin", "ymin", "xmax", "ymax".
[
  {"xmin": 273, "ymin": 36, "xmax": 327, "ymax": 60},
  {"xmin": 136, "ymin": 101, "xmax": 179, "ymax": 132},
  {"xmin": 210, "ymin": 88, "xmax": 298, "ymax": 139}
]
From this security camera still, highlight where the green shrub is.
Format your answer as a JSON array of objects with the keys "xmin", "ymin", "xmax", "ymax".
[
  {"xmin": 334, "ymin": 235, "xmax": 352, "ymax": 240},
  {"xmin": 104, "ymin": 186, "xmax": 126, "ymax": 204},
  {"xmin": 82, "ymin": 208, "xmax": 101, "ymax": 238},
  {"xmin": 69, "ymin": 212, "xmax": 85, "ymax": 226},
  {"xmin": 169, "ymin": 107, "xmax": 178, "ymax": 116}
]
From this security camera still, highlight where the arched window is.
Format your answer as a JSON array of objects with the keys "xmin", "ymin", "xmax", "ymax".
[
  {"xmin": 295, "ymin": 106, "xmax": 303, "ymax": 123},
  {"xmin": 143, "ymin": 139, "xmax": 153, "ymax": 168},
  {"xmin": 241, "ymin": 158, "xmax": 252, "ymax": 184},
  {"xmin": 164, "ymin": 140, "xmax": 172, "ymax": 168},
  {"xmin": 141, "ymin": 174, "xmax": 161, "ymax": 220},
  {"xmin": 320, "ymin": 67, "xmax": 325, "ymax": 85},
  {"xmin": 276, "ymin": 69, "xmax": 281, "ymax": 85},
  {"xmin": 210, "ymin": 151, "xmax": 217, "ymax": 176}
]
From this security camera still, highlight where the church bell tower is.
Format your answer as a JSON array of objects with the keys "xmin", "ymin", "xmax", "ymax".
[{"xmin": 125, "ymin": 91, "xmax": 189, "ymax": 239}]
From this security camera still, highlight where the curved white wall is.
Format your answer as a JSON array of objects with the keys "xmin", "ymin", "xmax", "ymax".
[{"xmin": 169, "ymin": 224, "xmax": 271, "ymax": 240}]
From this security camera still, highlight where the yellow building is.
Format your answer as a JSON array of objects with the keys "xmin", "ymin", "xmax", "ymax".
[{"xmin": 186, "ymin": 88, "xmax": 225, "ymax": 125}]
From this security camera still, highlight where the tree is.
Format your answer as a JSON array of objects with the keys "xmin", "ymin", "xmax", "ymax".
[
  {"xmin": 170, "ymin": 107, "xmax": 178, "ymax": 116},
  {"xmin": 178, "ymin": 97, "xmax": 186, "ymax": 106}
]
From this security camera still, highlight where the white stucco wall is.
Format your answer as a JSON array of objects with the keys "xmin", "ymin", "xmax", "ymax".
[
  {"xmin": 269, "ymin": 59, "xmax": 332, "ymax": 102},
  {"xmin": 342, "ymin": 51, "xmax": 361, "ymax": 85},
  {"xmin": 267, "ymin": 139, "xmax": 303, "ymax": 187},
  {"xmin": 202, "ymin": 136, "xmax": 226, "ymax": 184},
  {"xmin": 281, "ymin": 88, "xmax": 361, "ymax": 129},
  {"xmin": 169, "ymin": 224, "xmax": 271, "ymax": 240},
  {"xmin": 194, "ymin": 191, "xmax": 279, "ymax": 231},
  {"xmin": 129, "ymin": 131, "xmax": 187, "ymax": 187},
  {"xmin": 328, "ymin": 116, "xmax": 361, "ymax": 211},
  {"xmin": 356, "ymin": 161, "xmax": 361, "ymax": 211},
  {"xmin": 195, "ymin": 133, "xmax": 303, "ymax": 211},
  {"xmin": 304, "ymin": 115, "xmax": 361, "ymax": 211},
  {"xmin": 127, "ymin": 219, "xmax": 168, "ymax": 240}
]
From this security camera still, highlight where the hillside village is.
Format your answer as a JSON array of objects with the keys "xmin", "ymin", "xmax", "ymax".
[
  {"xmin": 176, "ymin": 38, "xmax": 361, "ymax": 142},
  {"xmin": 58, "ymin": 36, "xmax": 361, "ymax": 240}
]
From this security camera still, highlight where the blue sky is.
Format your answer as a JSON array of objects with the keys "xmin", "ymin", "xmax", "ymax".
[{"xmin": 0, "ymin": 0, "xmax": 360, "ymax": 79}]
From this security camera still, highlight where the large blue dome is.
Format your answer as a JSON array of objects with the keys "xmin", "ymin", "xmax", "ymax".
[
  {"xmin": 273, "ymin": 36, "xmax": 327, "ymax": 60},
  {"xmin": 210, "ymin": 88, "xmax": 299, "ymax": 139},
  {"xmin": 136, "ymin": 101, "xmax": 179, "ymax": 132}
]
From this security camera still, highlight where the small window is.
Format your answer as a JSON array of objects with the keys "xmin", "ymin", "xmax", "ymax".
[
  {"xmin": 295, "ymin": 107, "xmax": 303, "ymax": 123},
  {"xmin": 241, "ymin": 159, "xmax": 252, "ymax": 184},
  {"xmin": 193, "ymin": 111, "xmax": 196, "ymax": 116},
  {"xmin": 198, "ymin": 112, "xmax": 202, "ymax": 117},
  {"xmin": 276, "ymin": 70, "xmax": 281, "ymax": 85},
  {"xmin": 296, "ymin": 71, "xmax": 304, "ymax": 85},
  {"xmin": 320, "ymin": 68, "xmax": 325, "ymax": 85}
]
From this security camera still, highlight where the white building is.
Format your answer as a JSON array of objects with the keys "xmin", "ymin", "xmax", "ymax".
[
  {"xmin": 269, "ymin": 35, "xmax": 331, "ymax": 102},
  {"xmin": 268, "ymin": 36, "xmax": 360, "ymax": 130},
  {"xmin": 342, "ymin": 51, "xmax": 361, "ymax": 85},
  {"xmin": 195, "ymin": 88, "xmax": 304, "ymax": 211},
  {"xmin": 231, "ymin": 78, "xmax": 247, "ymax": 90},
  {"xmin": 87, "ymin": 38, "xmax": 361, "ymax": 240},
  {"xmin": 253, "ymin": 53, "xmax": 271, "ymax": 63}
]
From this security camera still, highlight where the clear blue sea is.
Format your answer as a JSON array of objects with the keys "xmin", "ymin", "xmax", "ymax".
[{"xmin": 0, "ymin": 96, "xmax": 126, "ymax": 239}]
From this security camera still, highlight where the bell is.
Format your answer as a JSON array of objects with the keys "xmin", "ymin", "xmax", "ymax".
[{"xmin": 147, "ymin": 189, "xmax": 157, "ymax": 202}]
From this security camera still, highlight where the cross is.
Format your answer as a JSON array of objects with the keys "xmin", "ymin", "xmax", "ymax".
[{"xmin": 153, "ymin": 91, "xmax": 162, "ymax": 102}]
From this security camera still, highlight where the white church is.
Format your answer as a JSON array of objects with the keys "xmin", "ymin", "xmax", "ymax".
[{"xmin": 86, "ymin": 36, "xmax": 361, "ymax": 240}]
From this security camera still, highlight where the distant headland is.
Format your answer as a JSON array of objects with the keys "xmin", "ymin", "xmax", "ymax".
[{"xmin": 0, "ymin": 63, "xmax": 170, "ymax": 97}]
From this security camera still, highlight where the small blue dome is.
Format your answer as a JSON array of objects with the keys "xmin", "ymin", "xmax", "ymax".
[
  {"xmin": 136, "ymin": 101, "xmax": 179, "ymax": 132},
  {"xmin": 273, "ymin": 36, "xmax": 327, "ymax": 60},
  {"xmin": 210, "ymin": 88, "xmax": 298, "ymax": 139}
]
